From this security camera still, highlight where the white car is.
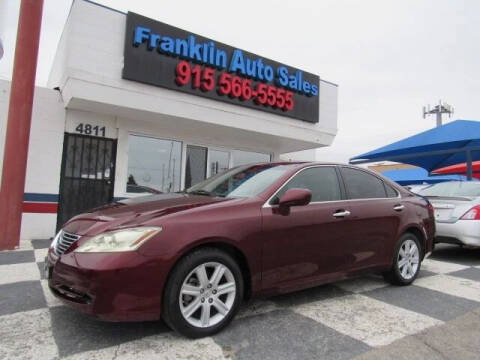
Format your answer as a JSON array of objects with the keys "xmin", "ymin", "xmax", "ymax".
[
  {"xmin": 419, "ymin": 181, "xmax": 480, "ymax": 247},
  {"xmin": 404, "ymin": 184, "xmax": 433, "ymax": 194}
]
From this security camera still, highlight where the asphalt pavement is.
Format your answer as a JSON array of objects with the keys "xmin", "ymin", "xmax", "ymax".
[{"xmin": 0, "ymin": 242, "xmax": 479, "ymax": 360}]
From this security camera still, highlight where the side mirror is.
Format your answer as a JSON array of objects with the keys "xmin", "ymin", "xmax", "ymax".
[{"xmin": 278, "ymin": 188, "xmax": 312, "ymax": 208}]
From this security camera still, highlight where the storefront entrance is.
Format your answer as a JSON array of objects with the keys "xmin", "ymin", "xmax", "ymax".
[
  {"xmin": 56, "ymin": 133, "xmax": 117, "ymax": 230},
  {"xmin": 125, "ymin": 134, "xmax": 271, "ymax": 195},
  {"xmin": 185, "ymin": 145, "xmax": 208, "ymax": 188}
]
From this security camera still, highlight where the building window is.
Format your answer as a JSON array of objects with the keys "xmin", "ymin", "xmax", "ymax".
[
  {"xmin": 126, "ymin": 135, "xmax": 182, "ymax": 194},
  {"xmin": 232, "ymin": 150, "xmax": 270, "ymax": 166},
  {"xmin": 209, "ymin": 149, "xmax": 230, "ymax": 176}
]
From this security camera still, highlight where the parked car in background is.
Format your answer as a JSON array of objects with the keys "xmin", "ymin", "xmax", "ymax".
[
  {"xmin": 46, "ymin": 162, "xmax": 435, "ymax": 338},
  {"xmin": 419, "ymin": 181, "xmax": 480, "ymax": 248}
]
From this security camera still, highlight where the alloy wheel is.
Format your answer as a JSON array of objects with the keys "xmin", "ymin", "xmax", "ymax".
[
  {"xmin": 179, "ymin": 262, "xmax": 236, "ymax": 328},
  {"xmin": 397, "ymin": 239, "xmax": 420, "ymax": 280}
]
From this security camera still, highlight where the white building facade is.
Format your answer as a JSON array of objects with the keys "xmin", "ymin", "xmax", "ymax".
[{"xmin": 0, "ymin": 0, "xmax": 338, "ymax": 241}]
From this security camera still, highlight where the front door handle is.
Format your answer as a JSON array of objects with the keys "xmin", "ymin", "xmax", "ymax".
[
  {"xmin": 333, "ymin": 210, "xmax": 351, "ymax": 218},
  {"xmin": 393, "ymin": 204, "xmax": 405, "ymax": 211}
]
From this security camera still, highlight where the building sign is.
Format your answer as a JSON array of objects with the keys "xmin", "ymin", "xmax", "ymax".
[{"xmin": 123, "ymin": 12, "xmax": 319, "ymax": 123}]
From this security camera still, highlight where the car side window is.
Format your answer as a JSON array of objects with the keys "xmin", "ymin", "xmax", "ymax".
[
  {"xmin": 385, "ymin": 183, "xmax": 399, "ymax": 198},
  {"xmin": 341, "ymin": 167, "xmax": 387, "ymax": 199},
  {"xmin": 271, "ymin": 167, "xmax": 342, "ymax": 204}
]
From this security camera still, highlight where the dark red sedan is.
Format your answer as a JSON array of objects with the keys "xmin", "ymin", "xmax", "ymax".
[{"xmin": 46, "ymin": 162, "xmax": 435, "ymax": 338}]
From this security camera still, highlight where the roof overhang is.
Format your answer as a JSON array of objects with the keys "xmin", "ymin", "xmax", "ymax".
[{"xmin": 61, "ymin": 77, "xmax": 337, "ymax": 154}]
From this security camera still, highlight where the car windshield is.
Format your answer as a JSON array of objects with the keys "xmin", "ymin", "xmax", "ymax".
[
  {"xmin": 185, "ymin": 164, "xmax": 295, "ymax": 198},
  {"xmin": 419, "ymin": 181, "xmax": 480, "ymax": 198}
]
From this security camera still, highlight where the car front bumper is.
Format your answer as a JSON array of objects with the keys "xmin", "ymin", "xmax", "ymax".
[
  {"xmin": 435, "ymin": 220, "xmax": 480, "ymax": 247},
  {"xmin": 46, "ymin": 248, "xmax": 170, "ymax": 321}
]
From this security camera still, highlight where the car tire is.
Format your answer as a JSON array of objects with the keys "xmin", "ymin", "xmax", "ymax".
[
  {"xmin": 162, "ymin": 247, "xmax": 244, "ymax": 338},
  {"xmin": 383, "ymin": 233, "xmax": 422, "ymax": 286}
]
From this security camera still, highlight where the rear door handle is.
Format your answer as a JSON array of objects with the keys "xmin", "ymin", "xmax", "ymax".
[
  {"xmin": 333, "ymin": 210, "xmax": 351, "ymax": 218},
  {"xmin": 393, "ymin": 204, "xmax": 405, "ymax": 211}
]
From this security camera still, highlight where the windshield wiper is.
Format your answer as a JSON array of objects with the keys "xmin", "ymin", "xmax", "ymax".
[
  {"xmin": 187, "ymin": 190, "xmax": 215, "ymax": 196},
  {"xmin": 187, "ymin": 190, "xmax": 227, "ymax": 198}
]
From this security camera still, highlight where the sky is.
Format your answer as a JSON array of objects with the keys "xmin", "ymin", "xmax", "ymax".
[{"xmin": 1, "ymin": 0, "xmax": 479, "ymax": 163}]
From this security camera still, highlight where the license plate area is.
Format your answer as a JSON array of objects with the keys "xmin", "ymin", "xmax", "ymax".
[
  {"xmin": 434, "ymin": 209, "xmax": 453, "ymax": 221},
  {"xmin": 433, "ymin": 203, "xmax": 455, "ymax": 221}
]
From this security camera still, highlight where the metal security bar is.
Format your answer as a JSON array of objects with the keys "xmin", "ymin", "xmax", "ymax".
[{"xmin": 56, "ymin": 133, "xmax": 117, "ymax": 230}]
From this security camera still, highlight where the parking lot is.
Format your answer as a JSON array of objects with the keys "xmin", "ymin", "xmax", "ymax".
[{"xmin": 1, "ymin": 241, "xmax": 479, "ymax": 360}]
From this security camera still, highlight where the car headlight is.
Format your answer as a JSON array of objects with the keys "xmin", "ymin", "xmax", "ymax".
[{"xmin": 74, "ymin": 227, "xmax": 162, "ymax": 253}]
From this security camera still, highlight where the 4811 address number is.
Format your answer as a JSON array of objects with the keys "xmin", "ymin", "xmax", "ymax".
[
  {"xmin": 75, "ymin": 123, "xmax": 106, "ymax": 137},
  {"xmin": 175, "ymin": 60, "xmax": 294, "ymax": 111}
]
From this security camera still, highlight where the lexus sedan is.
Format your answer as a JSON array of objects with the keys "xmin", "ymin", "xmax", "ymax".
[
  {"xmin": 419, "ymin": 181, "xmax": 480, "ymax": 247},
  {"xmin": 46, "ymin": 162, "xmax": 435, "ymax": 338}
]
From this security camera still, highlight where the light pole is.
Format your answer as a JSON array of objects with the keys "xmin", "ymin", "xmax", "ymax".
[
  {"xmin": 422, "ymin": 101, "xmax": 472, "ymax": 179},
  {"xmin": 423, "ymin": 100, "xmax": 454, "ymax": 127}
]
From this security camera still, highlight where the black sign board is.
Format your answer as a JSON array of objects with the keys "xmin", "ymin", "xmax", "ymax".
[{"xmin": 123, "ymin": 12, "xmax": 319, "ymax": 123}]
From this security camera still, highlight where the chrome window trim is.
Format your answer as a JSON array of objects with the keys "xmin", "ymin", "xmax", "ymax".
[{"xmin": 262, "ymin": 164, "xmax": 401, "ymax": 209}]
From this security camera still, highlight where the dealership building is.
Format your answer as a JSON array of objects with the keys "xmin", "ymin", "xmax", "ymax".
[{"xmin": 0, "ymin": 0, "xmax": 338, "ymax": 241}]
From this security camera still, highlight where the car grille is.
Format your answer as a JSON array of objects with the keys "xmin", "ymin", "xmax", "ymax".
[{"xmin": 55, "ymin": 231, "xmax": 81, "ymax": 255}]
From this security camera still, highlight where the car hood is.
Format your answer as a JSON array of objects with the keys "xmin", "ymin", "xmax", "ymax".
[{"xmin": 62, "ymin": 193, "xmax": 232, "ymax": 236}]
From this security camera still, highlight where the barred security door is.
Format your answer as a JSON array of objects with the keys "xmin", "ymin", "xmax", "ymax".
[{"xmin": 56, "ymin": 133, "xmax": 117, "ymax": 230}]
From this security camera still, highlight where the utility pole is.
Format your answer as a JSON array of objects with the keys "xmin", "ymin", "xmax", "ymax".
[
  {"xmin": 423, "ymin": 100, "xmax": 454, "ymax": 127},
  {"xmin": 0, "ymin": 0, "xmax": 44, "ymax": 250}
]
